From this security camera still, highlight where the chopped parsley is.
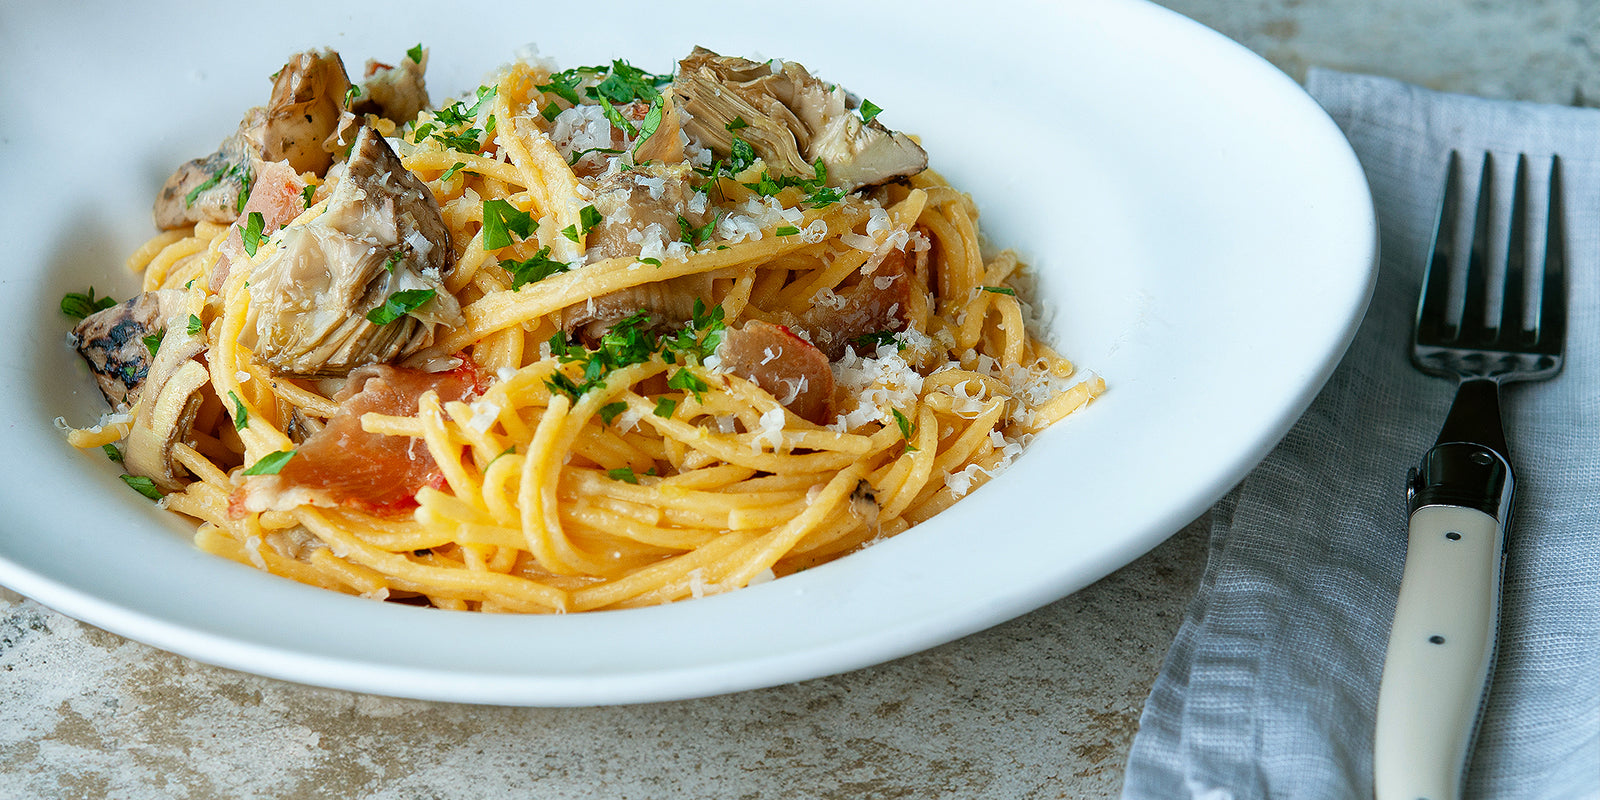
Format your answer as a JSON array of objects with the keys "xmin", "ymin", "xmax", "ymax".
[
  {"xmin": 183, "ymin": 161, "xmax": 251, "ymax": 209},
  {"xmin": 410, "ymin": 85, "xmax": 496, "ymax": 153},
  {"xmin": 774, "ymin": 225, "xmax": 800, "ymax": 237},
  {"xmin": 653, "ymin": 397, "xmax": 677, "ymax": 417},
  {"xmin": 598, "ymin": 95, "xmax": 637, "ymax": 137},
  {"xmin": 500, "ymin": 247, "xmax": 570, "ymax": 289},
  {"xmin": 366, "ymin": 288, "xmax": 436, "ymax": 325},
  {"xmin": 102, "ymin": 444, "xmax": 123, "ymax": 463},
  {"xmin": 598, "ymin": 401, "xmax": 627, "ymax": 425},
  {"xmin": 343, "ymin": 84, "xmax": 361, "ymax": 107},
  {"xmin": 859, "ymin": 99, "xmax": 883, "ymax": 124},
  {"xmin": 383, "ymin": 250, "xmax": 405, "ymax": 273},
  {"xmin": 677, "ymin": 214, "xmax": 717, "ymax": 249},
  {"xmin": 560, "ymin": 205, "xmax": 602, "ymax": 243},
  {"xmin": 980, "ymin": 286, "xmax": 1016, "ymax": 296},
  {"xmin": 227, "ymin": 391, "xmax": 249, "ymax": 430},
  {"xmin": 636, "ymin": 257, "xmax": 662, "ymax": 267},
  {"xmin": 666, "ymin": 368, "xmax": 709, "ymax": 403},
  {"xmin": 729, "ymin": 136, "xmax": 757, "ymax": 174},
  {"xmin": 893, "ymin": 408, "xmax": 919, "ymax": 453},
  {"xmin": 631, "ymin": 102, "xmax": 663, "ymax": 158},
  {"xmin": 241, "ymin": 211, "xmax": 267, "ymax": 257},
  {"xmin": 851, "ymin": 330, "xmax": 903, "ymax": 352},
  {"xmin": 486, "ymin": 445, "xmax": 516, "ymax": 470},
  {"xmin": 241, "ymin": 449, "xmax": 297, "ymax": 476},
  {"xmin": 142, "ymin": 329, "xmax": 164, "ymax": 357},
  {"xmin": 406, "ymin": 43, "xmax": 424, "ymax": 64},
  {"xmin": 606, "ymin": 467, "xmax": 640, "ymax": 484},
  {"xmin": 439, "ymin": 162, "xmax": 468, "ymax": 182},
  {"xmin": 725, "ymin": 117, "xmax": 749, "ymax": 132},
  {"xmin": 186, "ymin": 314, "xmax": 203, "ymax": 336},
  {"xmin": 60, "ymin": 288, "xmax": 117, "ymax": 320},
  {"xmin": 542, "ymin": 301, "xmax": 727, "ymax": 403},
  {"xmin": 121, "ymin": 474, "xmax": 164, "ymax": 500},
  {"xmin": 481, "ymin": 199, "xmax": 536, "ymax": 250},
  {"xmin": 567, "ymin": 146, "xmax": 623, "ymax": 166},
  {"xmin": 234, "ymin": 163, "xmax": 254, "ymax": 214},
  {"xmin": 300, "ymin": 184, "xmax": 317, "ymax": 207}
]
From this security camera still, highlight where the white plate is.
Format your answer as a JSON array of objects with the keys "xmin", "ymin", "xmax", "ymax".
[{"xmin": 0, "ymin": 0, "xmax": 1375, "ymax": 704}]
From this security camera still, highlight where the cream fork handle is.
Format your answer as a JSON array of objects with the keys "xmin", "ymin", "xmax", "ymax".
[{"xmin": 1373, "ymin": 505, "xmax": 1505, "ymax": 800}]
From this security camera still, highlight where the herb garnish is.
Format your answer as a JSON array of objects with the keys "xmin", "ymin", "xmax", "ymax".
[
  {"xmin": 481, "ymin": 199, "xmax": 536, "ymax": 250},
  {"xmin": 227, "ymin": 390, "xmax": 249, "ymax": 430},
  {"xmin": 892, "ymin": 408, "xmax": 919, "ymax": 453},
  {"xmin": 241, "ymin": 449, "xmax": 297, "ymax": 476},
  {"xmin": 300, "ymin": 184, "xmax": 317, "ymax": 207},
  {"xmin": 850, "ymin": 330, "xmax": 903, "ymax": 352},
  {"xmin": 980, "ymin": 286, "xmax": 1016, "ymax": 296},
  {"xmin": 859, "ymin": 99, "xmax": 883, "ymax": 124},
  {"xmin": 241, "ymin": 211, "xmax": 267, "ymax": 257},
  {"xmin": 60, "ymin": 288, "xmax": 117, "ymax": 320},
  {"xmin": 598, "ymin": 401, "xmax": 627, "ymax": 425},
  {"xmin": 186, "ymin": 314, "xmax": 203, "ymax": 336},
  {"xmin": 142, "ymin": 329, "xmax": 165, "ymax": 357},
  {"xmin": 500, "ymin": 247, "xmax": 570, "ymax": 289},
  {"xmin": 606, "ymin": 467, "xmax": 640, "ymax": 484},
  {"xmin": 366, "ymin": 288, "xmax": 436, "ymax": 325},
  {"xmin": 406, "ymin": 43, "xmax": 424, "ymax": 64},
  {"xmin": 541, "ymin": 300, "xmax": 726, "ymax": 403},
  {"xmin": 560, "ymin": 205, "xmax": 602, "ymax": 243},
  {"xmin": 121, "ymin": 474, "xmax": 164, "ymax": 500}
]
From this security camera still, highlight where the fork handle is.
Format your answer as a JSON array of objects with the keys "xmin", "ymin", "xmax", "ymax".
[{"xmin": 1373, "ymin": 504, "xmax": 1506, "ymax": 800}]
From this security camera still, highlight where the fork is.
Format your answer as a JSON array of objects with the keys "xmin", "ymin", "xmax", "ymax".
[{"xmin": 1373, "ymin": 151, "xmax": 1567, "ymax": 800}]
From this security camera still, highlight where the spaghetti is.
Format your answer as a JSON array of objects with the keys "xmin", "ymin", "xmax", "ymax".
[{"xmin": 61, "ymin": 45, "xmax": 1103, "ymax": 613}]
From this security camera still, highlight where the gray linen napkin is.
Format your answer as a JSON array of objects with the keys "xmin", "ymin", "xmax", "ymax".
[{"xmin": 1120, "ymin": 69, "xmax": 1600, "ymax": 799}]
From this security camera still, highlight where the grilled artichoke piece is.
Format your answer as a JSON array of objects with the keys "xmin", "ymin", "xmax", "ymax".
[
  {"xmin": 240, "ymin": 125, "xmax": 462, "ymax": 377},
  {"xmin": 154, "ymin": 49, "xmax": 353, "ymax": 230},
  {"xmin": 673, "ymin": 47, "xmax": 927, "ymax": 192}
]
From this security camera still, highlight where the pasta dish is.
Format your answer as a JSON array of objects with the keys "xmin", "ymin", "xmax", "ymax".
[{"xmin": 58, "ymin": 45, "xmax": 1102, "ymax": 613}]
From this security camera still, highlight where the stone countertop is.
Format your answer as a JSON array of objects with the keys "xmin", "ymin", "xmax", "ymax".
[{"xmin": 4, "ymin": 3, "xmax": 1596, "ymax": 797}]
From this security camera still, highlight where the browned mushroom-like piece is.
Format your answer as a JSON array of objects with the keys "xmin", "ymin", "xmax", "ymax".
[
  {"xmin": 154, "ymin": 50, "xmax": 353, "ymax": 230},
  {"xmin": 673, "ymin": 47, "xmax": 927, "ymax": 192},
  {"xmin": 102, "ymin": 293, "xmax": 209, "ymax": 492},
  {"xmin": 69, "ymin": 290, "xmax": 186, "ymax": 407},
  {"xmin": 793, "ymin": 245, "xmax": 916, "ymax": 360},
  {"xmin": 239, "ymin": 126, "xmax": 462, "ymax": 377},
  {"xmin": 717, "ymin": 320, "xmax": 835, "ymax": 424},
  {"xmin": 559, "ymin": 162, "xmax": 713, "ymax": 344}
]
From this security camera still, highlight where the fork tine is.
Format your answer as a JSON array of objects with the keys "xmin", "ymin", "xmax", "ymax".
[
  {"xmin": 1501, "ymin": 155, "xmax": 1530, "ymax": 343},
  {"xmin": 1459, "ymin": 153, "xmax": 1495, "ymax": 345},
  {"xmin": 1538, "ymin": 155, "xmax": 1568, "ymax": 353},
  {"xmin": 1416, "ymin": 151, "xmax": 1463, "ymax": 344}
]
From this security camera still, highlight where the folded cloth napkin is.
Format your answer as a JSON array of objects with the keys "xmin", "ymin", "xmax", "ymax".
[{"xmin": 1120, "ymin": 69, "xmax": 1600, "ymax": 799}]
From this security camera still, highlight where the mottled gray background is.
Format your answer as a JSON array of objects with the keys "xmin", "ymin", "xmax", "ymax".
[{"xmin": 4, "ymin": 1, "xmax": 1597, "ymax": 798}]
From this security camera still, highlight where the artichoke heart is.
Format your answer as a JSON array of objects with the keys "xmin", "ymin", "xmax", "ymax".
[
  {"xmin": 241, "ymin": 125, "xmax": 461, "ymax": 377},
  {"xmin": 673, "ymin": 47, "xmax": 927, "ymax": 192}
]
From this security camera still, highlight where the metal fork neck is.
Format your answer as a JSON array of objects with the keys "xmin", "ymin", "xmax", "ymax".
[
  {"xmin": 1435, "ymin": 378, "xmax": 1508, "ymax": 459},
  {"xmin": 1407, "ymin": 379, "xmax": 1515, "ymax": 521}
]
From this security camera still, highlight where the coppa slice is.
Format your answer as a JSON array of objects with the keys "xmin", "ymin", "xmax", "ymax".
[
  {"xmin": 235, "ymin": 364, "xmax": 479, "ymax": 514},
  {"xmin": 717, "ymin": 320, "xmax": 834, "ymax": 424}
]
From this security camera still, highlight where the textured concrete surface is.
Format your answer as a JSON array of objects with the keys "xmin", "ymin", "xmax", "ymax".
[
  {"xmin": 6, "ymin": 2, "xmax": 1598, "ymax": 798},
  {"xmin": 0, "ymin": 521, "xmax": 1206, "ymax": 800}
]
